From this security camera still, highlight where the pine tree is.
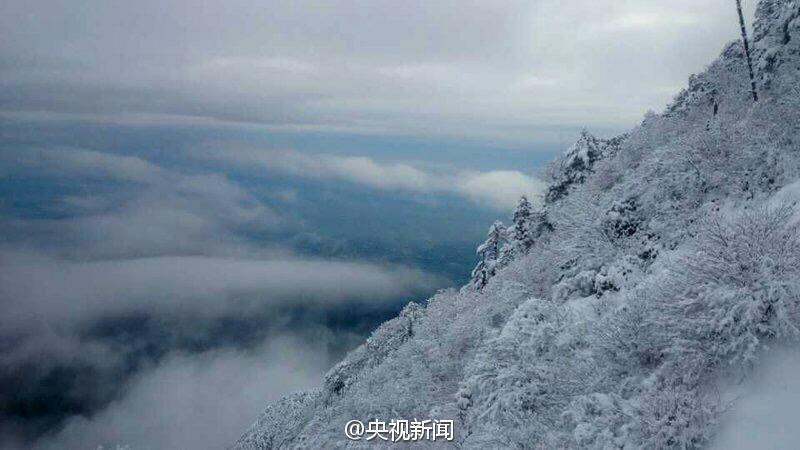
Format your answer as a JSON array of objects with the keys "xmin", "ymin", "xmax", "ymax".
[
  {"xmin": 497, "ymin": 196, "xmax": 535, "ymax": 268},
  {"xmin": 498, "ymin": 197, "xmax": 555, "ymax": 269},
  {"xmin": 471, "ymin": 221, "xmax": 507, "ymax": 289},
  {"xmin": 510, "ymin": 196, "xmax": 534, "ymax": 251}
]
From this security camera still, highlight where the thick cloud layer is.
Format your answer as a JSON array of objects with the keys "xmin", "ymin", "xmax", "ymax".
[
  {"xmin": 31, "ymin": 334, "xmax": 347, "ymax": 450},
  {"xmin": 0, "ymin": 252, "xmax": 443, "ymax": 332},
  {"xmin": 0, "ymin": 144, "xmax": 451, "ymax": 449},
  {"xmin": 0, "ymin": 0, "xmax": 756, "ymax": 144}
]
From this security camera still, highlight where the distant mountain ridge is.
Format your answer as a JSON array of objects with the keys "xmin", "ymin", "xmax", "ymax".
[{"xmin": 235, "ymin": 1, "xmax": 800, "ymax": 447}]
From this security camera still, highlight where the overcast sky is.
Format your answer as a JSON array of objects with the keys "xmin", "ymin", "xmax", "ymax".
[{"xmin": 1, "ymin": 0, "xmax": 756, "ymax": 145}]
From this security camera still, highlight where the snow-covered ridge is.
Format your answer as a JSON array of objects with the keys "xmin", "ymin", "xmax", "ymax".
[
  {"xmin": 234, "ymin": 1, "xmax": 800, "ymax": 447},
  {"xmin": 545, "ymin": 130, "xmax": 627, "ymax": 204}
]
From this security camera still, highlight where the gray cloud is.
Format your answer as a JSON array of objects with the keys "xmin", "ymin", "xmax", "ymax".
[
  {"xmin": 2, "ymin": 146, "xmax": 166, "ymax": 182},
  {"xmin": 1, "ymin": 146, "xmax": 280, "ymax": 257},
  {"xmin": 32, "ymin": 334, "xmax": 345, "ymax": 450},
  {"xmin": 200, "ymin": 146, "xmax": 545, "ymax": 209},
  {"xmin": 0, "ymin": 0, "xmax": 756, "ymax": 145},
  {"xmin": 0, "ymin": 251, "xmax": 444, "ymax": 333}
]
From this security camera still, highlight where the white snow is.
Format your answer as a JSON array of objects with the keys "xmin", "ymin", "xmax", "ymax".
[{"xmin": 711, "ymin": 346, "xmax": 800, "ymax": 450}]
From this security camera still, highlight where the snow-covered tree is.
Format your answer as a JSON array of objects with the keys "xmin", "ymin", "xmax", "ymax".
[
  {"xmin": 498, "ymin": 197, "xmax": 534, "ymax": 267},
  {"xmin": 655, "ymin": 204, "xmax": 800, "ymax": 366},
  {"xmin": 499, "ymin": 197, "xmax": 554, "ymax": 268},
  {"xmin": 471, "ymin": 221, "xmax": 507, "ymax": 289},
  {"xmin": 510, "ymin": 196, "xmax": 534, "ymax": 248}
]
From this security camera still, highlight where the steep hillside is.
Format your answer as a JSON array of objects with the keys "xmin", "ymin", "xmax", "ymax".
[{"xmin": 235, "ymin": 1, "xmax": 800, "ymax": 448}]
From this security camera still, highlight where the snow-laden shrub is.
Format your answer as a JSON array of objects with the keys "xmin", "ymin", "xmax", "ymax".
[
  {"xmin": 636, "ymin": 383, "xmax": 718, "ymax": 450},
  {"xmin": 459, "ymin": 296, "xmax": 606, "ymax": 447},
  {"xmin": 548, "ymin": 186, "xmax": 618, "ymax": 270},
  {"xmin": 661, "ymin": 204, "xmax": 800, "ymax": 366},
  {"xmin": 593, "ymin": 255, "xmax": 644, "ymax": 295},
  {"xmin": 603, "ymin": 197, "xmax": 643, "ymax": 240},
  {"xmin": 552, "ymin": 269, "xmax": 597, "ymax": 302},
  {"xmin": 591, "ymin": 296, "xmax": 663, "ymax": 377},
  {"xmin": 561, "ymin": 393, "xmax": 633, "ymax": 449}
]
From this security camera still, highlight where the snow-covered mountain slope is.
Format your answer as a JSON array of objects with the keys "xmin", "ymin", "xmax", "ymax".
[{"xmin": 234, "ymin": 1, "xmax": 800, "ymax": 448}]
